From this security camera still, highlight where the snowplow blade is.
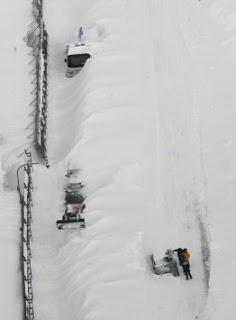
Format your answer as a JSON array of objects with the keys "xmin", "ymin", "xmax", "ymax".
[{"xmin": 56, "ymin": 219, "xmax": 86, "ymax": 230}]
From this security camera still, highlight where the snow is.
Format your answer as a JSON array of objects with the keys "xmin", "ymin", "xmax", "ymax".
[
  {"xmin": 0, "ymin": 0, "xmax": 236, "ymax": 319},
  {"xmin": 67, "ymin": 44, "xmax": 91, "ymax": 56},
  {"xmin": 0, "ymin": 0, "xmax": 31, "ymax": 318}
]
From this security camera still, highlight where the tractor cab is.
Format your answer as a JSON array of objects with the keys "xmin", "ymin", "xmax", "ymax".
[{"xmin": 56, "ymin": 168, "xmax": 86, "ymax": 230}]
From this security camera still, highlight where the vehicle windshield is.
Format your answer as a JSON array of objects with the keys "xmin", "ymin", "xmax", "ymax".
[{"xmin": 67, "ymin": 54, "xmax": 90, "ymax": 68}]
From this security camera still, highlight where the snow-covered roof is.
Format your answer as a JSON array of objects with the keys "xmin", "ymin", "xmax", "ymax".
[{"xmin": 67, "ymin": 43, "xmax": 90, "ymax": 56}]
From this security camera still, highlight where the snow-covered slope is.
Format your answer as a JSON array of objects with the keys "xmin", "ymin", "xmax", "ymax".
[
  {"xmin": 1, "ymin": 0, "xmax": 236, "ymax": 319},
  {"xmin": 36, "ymin": 0, "xmax": 206, "ymax": 319}
]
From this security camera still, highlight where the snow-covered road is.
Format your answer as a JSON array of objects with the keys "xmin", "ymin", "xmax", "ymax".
[
  {"xmin": 145, "ymin": 1, "xmax": 207, "ymax": 319},
  {"xmin": 1, "ymin": 0, "xmax": 236, "ymax": 319}
]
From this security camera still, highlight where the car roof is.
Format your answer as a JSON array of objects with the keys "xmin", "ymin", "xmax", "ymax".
[{"xmin": 67, "ymin": 44, "xmax": 90, "ymax": 56}]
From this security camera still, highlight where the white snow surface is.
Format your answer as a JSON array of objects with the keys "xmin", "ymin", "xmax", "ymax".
[{"xmin": 0, "ymin": 0, "xmax": 236, "ymax": 319}]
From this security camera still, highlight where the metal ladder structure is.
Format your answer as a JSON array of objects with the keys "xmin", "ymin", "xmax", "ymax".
[{"xmin": 17, "ymin": 152, "xmax": 36, "ymax": 320}]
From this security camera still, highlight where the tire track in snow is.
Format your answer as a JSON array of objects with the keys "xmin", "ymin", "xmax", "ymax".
[{"xmin": 197, "ymin": 215, "xmax": 211, "ymax": 294}]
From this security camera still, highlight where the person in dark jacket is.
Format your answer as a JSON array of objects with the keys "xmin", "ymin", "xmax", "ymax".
[
  {"xmin": 182, "ymin": 260, "xmax": 192, "ymax": 280},
  {"xmin": 168, "ymin": 258, "xmax": 180, "ymax": 277},
  {"xmin": 174, "ymin": 248, "xmax": 184, "ymax": 266}
]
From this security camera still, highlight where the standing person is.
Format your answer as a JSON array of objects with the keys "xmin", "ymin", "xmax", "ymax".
[
  {"xmin": 63, "ymin": 203, "xmax": 86, "ymax": 220},
  {"xmin": 72, "ymin": 203, "xmax": 86, "ymax": 213},
  {"xmin": 182, "ymin": 248, "xmax": 190, "ymax": 262},
  {"xmin": 74, "ymin": 203, "xmax": 86, "ymax": 220},
  {"xmin": 168, "ymin": 258, "xmax": 180, "ymax": 277},
  {"xmin": 78, "ymin": 203, "xmax": 86, "ymax": 213},
  {"xmin": 182, "ymin": 260, "xmax": 192, "ymax": 280},
  {"xmin": 174, "ymin": 248, "xmax": 184, "ymax": 266}
]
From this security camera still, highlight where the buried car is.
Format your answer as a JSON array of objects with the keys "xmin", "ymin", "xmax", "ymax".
[{"xmin": 65, "ymin": 27, "xmax": 91, "ymax": 77}]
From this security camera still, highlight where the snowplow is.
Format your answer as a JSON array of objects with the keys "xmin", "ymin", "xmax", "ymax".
[
  {"xmin": 151, "ymin": 249, "xmax": 175, "ymax": 275},
  {"xmin": 57, "ymin": 169, "xmax": 86, "ymax": 230},
  {"xmin": 57, "ymin": 204, "xmax": 86, "ymax": 230},
  {"xmin": 65, "ymin": 27, "xmax": 91, "ymax": 77}
]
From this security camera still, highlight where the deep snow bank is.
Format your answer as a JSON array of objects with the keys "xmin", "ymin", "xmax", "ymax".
[
  {"xmin": 29, "ymin": 0, "xmax": 236, "ymax": 320},
  {"xmin": 0, "ymin": 1, "xmax": 32, "ymax": 319},
  {"xmin": 33, "ymin": 0, "xmax": 207, "ymax": 319}
]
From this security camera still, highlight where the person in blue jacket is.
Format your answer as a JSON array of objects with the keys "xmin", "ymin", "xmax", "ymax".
[{"xmin": 168, "ymin": 258, "xmax": 180, "ymax": 277}]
